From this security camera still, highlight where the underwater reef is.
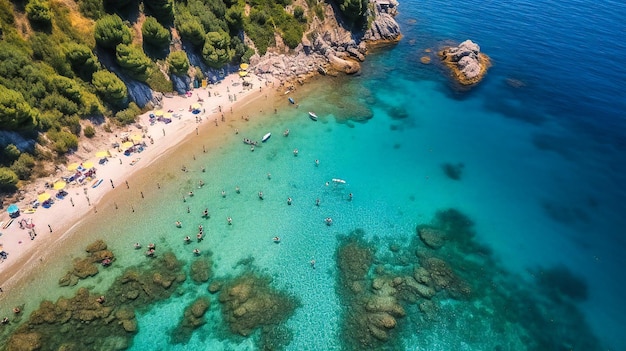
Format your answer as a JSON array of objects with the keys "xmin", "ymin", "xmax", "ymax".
[
  {"xmin": 335, "ymin": 209, "xmax": 604, "ymax": 350},
  {"xmin": 5, "ymin": 249, "xmax": 186, "ymax": 351}
]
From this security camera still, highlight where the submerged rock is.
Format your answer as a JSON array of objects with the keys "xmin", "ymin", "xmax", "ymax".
[
  {"xmin": 417, "ymin": 226, "xmax": 447, "ymax": 249},
  {"xmin": 439, "ymin": 40, "xmax": 491, "ymax": 85}
]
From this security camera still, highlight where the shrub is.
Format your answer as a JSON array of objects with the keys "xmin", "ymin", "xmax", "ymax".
[
  {"xmin": 0, "ymin": 85, "xmax": 38, "ymax": 130},
  {"xmin": 114, "ymin": 102, "xmax": 140, "ymax": 125},
  {"xmin": 175, "ymin": 11, "xmax": 205, "ymax": 47},
  {"xmin": 78, "ymin": 0, "xmax": 105, "ymax": 19},
  {"xmin": 26, "ymin": 0, "xmax": 53, "ymax": 28},
  {"xmin": 10, "ymin": 153, "xmax": 35, "ymax": 180},
  {"xmin": 49, "ymin": 130, "xmax": 78, "ymax": 154},
  {"xmin": 202, "ymin": 31, "xmax": 233, "ymax": 68},
  {"xmin": 0, "ymin": 167, "xmax": 19, "ymax": 192},
  {"xmin": 146, "ymin": 69, "xmax": 173, "ymax": 92},
  {"xmin": 167, "ymin": 51, "xmax": 190, "ymax": 75},
  {"xmin": 83, "ymin": 125, "xmax": 96, "ymax": 138},
  {"xmin": 65, "ymin": 43, "xmax": 101, "ymax": 81},
  {"xmin": 293, "ymin": 6, "xmax": 305, "ymax": 22},
  {"xmin": 3, "ymin": 144, "xmax": 21, "ymax": 162}
]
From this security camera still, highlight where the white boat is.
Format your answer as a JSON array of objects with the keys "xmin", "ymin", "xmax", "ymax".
[
  {"xmin": 332, "ymin": 178, "xmax": 346, "ymax": 184},
  {"xmin": 262, "ymin": 132, "xmax": 271, "ymax": 142},
  {"xmin": 308, "ymin": 112, "xmax": 318, "ymax": 121}
]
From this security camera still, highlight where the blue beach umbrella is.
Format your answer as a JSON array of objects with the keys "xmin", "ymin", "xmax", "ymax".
[{"xmin": 7, "ymin": 204, "xmax": 19, "ymax": 217}]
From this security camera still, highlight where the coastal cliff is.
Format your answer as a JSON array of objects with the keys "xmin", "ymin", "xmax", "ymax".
[
  {"xmin": 252, "ymin": 0, "xmax": 401, "ymax": 81},
  {"xmin": 439, "ymin": 40, "xmax": 491, "ymax": 86}
]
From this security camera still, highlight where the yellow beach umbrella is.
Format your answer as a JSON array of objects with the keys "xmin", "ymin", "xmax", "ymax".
[
  {"xmin": 238, "ymin": 71, "xmax": 248, "ymax": 77},
  {"xmin": 131, "ymin": 134, "xmax": 142, "ymax": 142},
  {"xmin": 37, "ymin": 193, "xmax": 51, "ymax": 202},
  {"xmin": 82, "ymin": 161, "xmax": 95, "ymax": 169},
  {"xmin": 240, "ymin": 63, "xmax": 249, "ymax": 70},
  {"xmin": 191, "ymin": 103, "xmax": 201, "ymax": 110},
  {"xmin": 95, "ymin": 150, "xmax": 109, "ymax": 158},
  {"xmin": 53, "ymin": 180, "xmax": 66, "ymax": 190},
  {"xmin": 67, "ymin": 163, "xmax": 80, "ymax": 171},
  {"xmin": 122, "ymin": 141, "xmax": 134, "ymax": 149},
  {"xmin": 164, "ymin": 112, "xmax": 173, "ymax": 119},
  {"xmin": 154, "ymin": 110, "xmax": 164, "ymax": 117}
]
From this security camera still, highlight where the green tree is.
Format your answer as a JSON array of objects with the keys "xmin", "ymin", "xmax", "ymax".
[
  {"xmin": 26, "ymin": 0, "xmax": 53, "ymax": 28},
  {"xmin": 293, "ymin": 6, "xmax": 305, "ymax": 22},
  {"xmin": 0, "ymin": 85, "xmax": 38, "ymax": 130},
  {"xmin": 114, "ymin": 102, "xmax": 140, "ymax": 125},
  {"xmin": 3, "ymin": 144, "xmax": 21, "ymax": 162},
  {"xmin": 142, "ymin": 16, "xmax": 170, "ymax": 48},
  {"xmin": 333, "ymin": 0, "xmax": 368, "ymax": 23},
  {"xmin": 144, "ymin": 0, "xmax": 173, "ymax": 23},
  {"xmin": 91, "ymin": 70, "xmax": 128, "ymax": 107},
  {"xmin": 10, "ymin": 153, "xmax": 35, "ymax": 180},
  {"xmin": 225, "ymin": 6, "xmax": 244, "ymax": 34},
  {"xmin": 0, "ymin": 167, "xmax": 19, "ymax": 192},
  {"xmin": 94, "ymin": 14, "xmax": 132, "ymax": 49},
  {"xmin": 49, "ymin": 130, "xmax": 79, "ymax": 154},
  {"xmin": 167, "ymin": 51, "xmax": 189, "ymax": 75},
  {"xmin": 65, "ymin": 43, "xmax": 101, "ymax": 81},
  {"xmin": 116, "ymin": 44, "xmax": 153, "ymax": 80},
  {"xmin": 175, "ymin": 11, "xmax": 206, "ymax": 47},
  {"xmin": 202, "ymin": 31, "xmax": 233, "ymax": 68},
  {"xmin": 78, "ymin": 0, "xmax": 105, "ymax": 20}
]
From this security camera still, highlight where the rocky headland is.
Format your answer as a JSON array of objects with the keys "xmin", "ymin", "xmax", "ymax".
[
  {"xmin": 439, "ymin": 40, "xmax": 491, "ymax": 85},
  {"xmin": 251, "ymin": 0, "xmax": 401, "ymax": 83}
]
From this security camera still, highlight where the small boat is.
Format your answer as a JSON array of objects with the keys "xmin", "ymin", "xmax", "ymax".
[
  {"xmin": 262, "ymin": 132, "xmax": 271, "ymax": 142},
  {"xmin": 273, "ymin": 236, "xmax": 281, "ymax": 243},
  {"xmin": 288, "ymin": 97, "xmax": 295, "ymax": 104},
  {"xmin": 243, "ymin": 138, "xmax": 258, "ymax": 146},
  {"xmin": 308, "ymin": 112, "xmax": 318, "ymax": 121},
  {"xmin": 2, "ymin": 219, "xmax": 14, "ymax": 229},
  {"xmin": 332, "ymin": 178, "xmax": 346, "ymax": 184},
  {"xmin": 91, "ymin": 179, "xmax": 103, "ymax": 188}
]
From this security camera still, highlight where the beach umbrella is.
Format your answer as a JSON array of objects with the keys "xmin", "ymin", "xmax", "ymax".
[
  {"xmin": 238, "ymin": 71, "xmax": 248, "ymax": 77},
  {"xmin": 191, "ymin": 103, "xmax": 201, "ymax": 110},
  {"xmin": 154, "ymin": 110, "xmax": 164, "ymax": 117},
  {"xmin": 53, "ymin": 180, "xmax": 67, "ymax": 190},
  {"xmin": 122, "ymin": 141, "xmax": 134, "ymax": 149},
  {"xmin": 7, "ymin": 204, "xmax": 19, "ymax": 215},
  {"xmin": 37, "ymin": 193, "xmax": 51, "ymax": 202},
  {"xmin": 68, "ymin": 163, "xmax": 80, "ymax": 171},
  {"xmin": 240, "ymin": 63, "xmax": 249, "ymax": 70},
  {"xmin": 82, "ymin": 161, "xmax": 95, "ymax": 169},
  {"xmin": 164, "ymin": 112, "xmax": 173, "ymax": 119},
  {"xmin": 131, "ymin": 134, "xmax": 142, "ymax": 142},
  {"xmin": 95, "ymin": 150, "xmax": 109, "ymax": 158}
]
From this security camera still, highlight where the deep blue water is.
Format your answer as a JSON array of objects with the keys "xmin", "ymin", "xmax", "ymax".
[{"xmin": 3, "ymin": 0, "xmax": 626, "ymax": 349}]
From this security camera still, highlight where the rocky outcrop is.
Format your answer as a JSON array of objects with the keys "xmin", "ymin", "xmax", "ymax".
[
  {"xmin": 439, "ymin": 40, "xmax": 491, "ymax": 85},
  {"xmin": 251, "ymin": 0, "xmax": 401, "ymax": 83},
  {"xmin": 364, "ymin": 0, "xmax": 402, "ymax": 43}
]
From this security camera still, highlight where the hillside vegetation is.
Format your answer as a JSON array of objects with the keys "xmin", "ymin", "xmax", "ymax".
[{"xmin": 0, "ymin": 0, "xmax": 369, "ymax": 193}]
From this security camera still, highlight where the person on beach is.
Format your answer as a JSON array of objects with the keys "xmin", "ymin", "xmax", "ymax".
[
  {"xmin": 184, "ymin": 236, "xmax": 191, "ymax": 243},
  {"xmin": 134, "ymin": 243, "xmax": 142, "ymax": 249},
  {"xmin": 175, "ymin": 221, "xmax": 182, "ymax": 228},
  {"xmin": 197, "ymin": 232, "xmax": 203, "ymax": 242},
  {"xmin": 193, "ymin": 248, "xmax": 201, "ymax": 256}
]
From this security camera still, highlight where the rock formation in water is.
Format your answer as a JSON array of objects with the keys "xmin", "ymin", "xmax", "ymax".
[{"xmin": 439, "ymin": 40, "xmax": 491, "ymax": 85}]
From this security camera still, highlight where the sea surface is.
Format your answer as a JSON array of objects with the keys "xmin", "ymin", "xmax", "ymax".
[{"xmin": 2, "ymin": 0, "xmax": 626, "ymax": 349}]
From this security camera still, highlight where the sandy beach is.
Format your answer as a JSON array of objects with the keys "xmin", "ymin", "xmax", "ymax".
[{"xmin": 0, "ymin": 71, "xmax": 282, "ymax": 294}]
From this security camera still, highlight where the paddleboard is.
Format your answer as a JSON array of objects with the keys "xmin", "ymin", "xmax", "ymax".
[{"xmin": 92, "ymin": 179, "xmax": 103, "ymax": 188}]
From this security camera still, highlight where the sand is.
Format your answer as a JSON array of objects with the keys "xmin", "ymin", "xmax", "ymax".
[{"xmin": 0, "ymin": 72, "xmax": 283, "ymax": 292}]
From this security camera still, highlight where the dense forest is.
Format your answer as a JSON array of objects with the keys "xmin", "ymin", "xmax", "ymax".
[{"xmin": 0, "ymin": 0, "xmax": 370, "ymax": 193}]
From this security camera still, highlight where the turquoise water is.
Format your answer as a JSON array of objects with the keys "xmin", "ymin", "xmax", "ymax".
[{"xmin": 3, "ymin": 0, "xmax": 626, "ymax": 349}]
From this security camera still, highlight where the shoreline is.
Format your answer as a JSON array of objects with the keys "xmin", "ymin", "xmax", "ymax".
[{"xmin": 0, "ymin": 72, "xmax": 280, "ymax": 296}]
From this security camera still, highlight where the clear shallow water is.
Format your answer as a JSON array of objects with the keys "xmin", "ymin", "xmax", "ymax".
[{"xmin": 3, "ymin": 0, "xmax": 626, "ymax": 349}]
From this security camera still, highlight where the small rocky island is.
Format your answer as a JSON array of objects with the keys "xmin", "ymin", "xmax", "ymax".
[{"xmin": 439, "ymin": 40, "xmax": 490, "ymax": 85}]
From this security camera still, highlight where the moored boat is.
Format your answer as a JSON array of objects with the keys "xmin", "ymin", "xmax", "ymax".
[
  {"xmin": 288, "ymin": 97, "xmax": 295, "ymax": 104},
  {"xmin": 262, "ymin": 132, "xmax": 271, "ymax": 142},
  {"xmin": 308, "ymin": 111, "xmax": 318, "ymax": 121}
]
